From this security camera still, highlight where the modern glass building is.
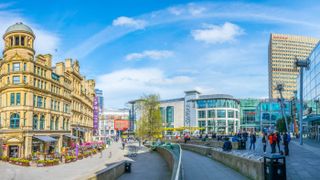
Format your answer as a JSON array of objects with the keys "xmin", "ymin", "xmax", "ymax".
[
  {"xmin": 297, "ymin": 41, "xmax": 320, "ymax": 141},
  {"xmin": 256, "ymin": 99, "xmax": 291, "ymax": 132},
  {"xmin": 239, "ymin": 99, "xmax": 260, "ymax": 131},
  {"xmin": 193, "ymin": 94, "xmax": 240, "ymax": 134}
]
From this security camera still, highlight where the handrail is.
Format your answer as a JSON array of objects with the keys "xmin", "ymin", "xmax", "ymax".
[{"xmin": 174, "ymin": 143, "xmax": 183, "ymax": 180}]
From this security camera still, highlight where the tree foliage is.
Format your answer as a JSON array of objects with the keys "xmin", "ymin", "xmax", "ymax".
[
  {"xmin": 135, "ymin": 94, "xmax": 163, "ymax": 140},
  {"xmin": 276, "ymin": 116, "xmax": 292, "ymax": 132}
]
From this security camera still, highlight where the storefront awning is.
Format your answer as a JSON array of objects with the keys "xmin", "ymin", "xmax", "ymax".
[
  {"xmin": 73, "ymin": 127, "xmax": 86, "ymax": 133},
  {"xmin": 33, "ymin": 136, "xmax": 57, "ymax": 142},
  {"xmin": 64, "ymin": 134, "xmax": 78, "ymax": 139}
]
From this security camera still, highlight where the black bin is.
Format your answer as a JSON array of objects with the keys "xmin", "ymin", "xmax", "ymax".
[
  {"xmin": 264, "ymin": 154, "xmax": 286, "ymax": 180},
  {"xmin": 125, "ymin": 162, "xmax": 132, "ymax": 173}
]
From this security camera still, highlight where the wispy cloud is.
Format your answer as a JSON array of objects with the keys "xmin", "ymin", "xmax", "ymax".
[
  {"xmin": 112, "ymin": 16, "xmax": 146, "ymax": 29},
  {"xmin": 66, "ymin": 2, "xmax": 320, "ymax": 59},
  {"xmin": 125, "ymin": 50, "xmax": 174, "ymax": 61},
  {"xmin": 96, "ymin": 68, "xmax": 192, "ymax": 107},
  {"xmin": 0, "ymin": 5, "xmax": 60, "ymax": 57},
  {"xmin": 191, "ymin": 22, "xmax": 244, "ymax": 44}
]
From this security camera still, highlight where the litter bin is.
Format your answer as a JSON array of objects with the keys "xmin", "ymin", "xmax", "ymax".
[
  {"xmin": 125, "ymin": 162, "xmax": 132, "ymax": 173},
  {"xmin": 264, "ymin": 154, "xmax": 286, "ymax": 180}
]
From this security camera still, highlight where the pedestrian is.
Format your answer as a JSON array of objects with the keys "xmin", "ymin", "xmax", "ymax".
[
  {"xmin": 99, "ymin": 147, "xmax": 103, "ymax": 158},
  {"xmin": 262, "ymin": 133, "xmax": 267, "ymax": 154},
  {"xmin": 222, "ymin": 137, "xmax": 232, "ymax": 151},
  {"xmin": 271, "ymin": 133, "xmax": 277, "ymax": 153},
  {"xmin": 276, "ymin": 132, "xmax": 282, "ymax": 153},
  {"xmin": 249, "ymin": 132, "xmax": 256, "ymax": 150},
  {"xmin": 268, "ymin": 133, "xmax": 275, "ymax": 153},
  {"xmin": 199, "ymin": 134, "xmax": 203, "ymax": 139},
  {"xmin": 122, "ymin": 141, "xmax": 125, "ymax": 150},
  {"xmin": 283, "ymin": 132, "xmax": 290, "ymax": 156}
]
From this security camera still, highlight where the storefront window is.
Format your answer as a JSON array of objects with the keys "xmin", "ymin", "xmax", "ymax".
[{"xmin": 10, "ymin": 113, "xmax": 20, "ymax": 128}]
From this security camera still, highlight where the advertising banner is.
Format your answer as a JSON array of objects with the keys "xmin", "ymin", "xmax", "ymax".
[{"xmin": 93, "ymin": 96, "xmax": 99, "ymax": 136}]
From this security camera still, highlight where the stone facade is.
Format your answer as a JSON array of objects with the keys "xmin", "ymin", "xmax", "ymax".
[{"xmin": 0, "ymin": 22, "xmax": 95, "ymax": 158}]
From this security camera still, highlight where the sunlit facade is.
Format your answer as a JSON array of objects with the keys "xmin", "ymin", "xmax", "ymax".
[
  {"xmin": 0, "ymin": 23, "xmax": 95, "ymax": 158},
  {"xmin": 194, "ymin": 94, "xmax": 240, "ymax": 134},
  {"xmin": 268, "ymin": 33, "xmax": 318, "ymax": 100}
]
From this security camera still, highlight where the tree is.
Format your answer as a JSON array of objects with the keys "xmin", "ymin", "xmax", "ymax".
[
  {"xmin": 135, "ymin": 94, "xmax": 163, "ymax": 140},
  {"xmin": 276, "ymin": 116, "xmax": 292, "ymax": 132}
]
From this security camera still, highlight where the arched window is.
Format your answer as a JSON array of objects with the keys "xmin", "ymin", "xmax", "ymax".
[
  {"xmin": 50, "ymin": 117, "xmax": 54, "ymax": 130},
  {"xmin": 10, "ymin": 113, "xmax": 20, "ymax": 128},
  {"xmin": 55, "ymin": 117, "xmax": 59, "ymax": 130},
  {"xmin": 33, "ymin": 115, "xmax": 38, "ymax": 130},
  {"xmin": 40, "ymin": 115, "xmax": 45, "ymax": 130}
]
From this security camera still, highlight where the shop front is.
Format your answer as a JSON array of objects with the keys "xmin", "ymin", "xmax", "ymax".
[
  {"xmin": 32, "ymin": 136, "xmax": 57, "ymax": 159},
  {"xmin": 2, "ymin": 137, "xmax": 23, "ymax": 158}
]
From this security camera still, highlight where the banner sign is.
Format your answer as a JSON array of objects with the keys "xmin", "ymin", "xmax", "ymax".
[{"xmin": 93, "ymin": 96, "xmax": 99, "ymax": 136}]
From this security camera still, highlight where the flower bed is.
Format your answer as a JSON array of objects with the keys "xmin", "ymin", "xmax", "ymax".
[
  {"xmin": 65, "ymin": 156, "xmax": 77, "ymax": 163},
  {"xmin": 36, "ymin": 159, "xmax": 59, "ymax": 167},
  {"xmin": 9, "ymin": 158, "xmax": 30, "ymax": 166},
  {"xmin": 1, "ymin": 156, "xmax": 9, "ymax": 162}
]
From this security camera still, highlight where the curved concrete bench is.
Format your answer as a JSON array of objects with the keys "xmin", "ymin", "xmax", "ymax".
[
  {"xmin": 86, "ymin": 160, "xmax": 127, "ymax": 180},
  {"xmin": 180, "ymin": 144, "xmax": 264, "ymax": 180},
  {"xmin": 155, "ymin": 144, "xmax": 183, "ymax": 180}
]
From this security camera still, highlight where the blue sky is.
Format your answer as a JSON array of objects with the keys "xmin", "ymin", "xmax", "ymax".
[{"xmin": 1, "ymin": 0, "xmax": 320, "ymax": 108}]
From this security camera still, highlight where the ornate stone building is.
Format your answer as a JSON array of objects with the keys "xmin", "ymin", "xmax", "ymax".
[{"xmin": 0, "ymin": 22, "xmax": 95, "ymax": 158}]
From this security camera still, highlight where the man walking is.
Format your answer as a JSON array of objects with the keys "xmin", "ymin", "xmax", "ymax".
[
  {"xmin": 249, "ymin": 132, "xmax": 256, "ymax": 150},
  {"xmin": 276, "ymin": 132, "xmax": 281, "ymax": 153},
  {"xmin": 283, "ymin": 132, "xmax": 290, "ymax": 156}
]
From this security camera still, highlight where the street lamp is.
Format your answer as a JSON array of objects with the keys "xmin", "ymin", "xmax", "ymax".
[
  {"xmin": 295, "ymin": 57, "xmax": 310, "ymax": 145},
  {"xmin": 275, "ymin": 84, "xmax": 290, "ymax": 133}
]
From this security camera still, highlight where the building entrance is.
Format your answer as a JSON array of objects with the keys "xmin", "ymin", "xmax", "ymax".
[{"xmin": 8, "ymin": 145, "xmax": 19, "ymax": 157}]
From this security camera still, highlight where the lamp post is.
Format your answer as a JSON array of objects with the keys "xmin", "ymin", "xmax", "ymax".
[
  {"xmin": 275, "ymin": 84, "xmax": 290, "ymax": 133},
  {"xmin": 295, "ymin": 58, "xmax": 310, "ymax": 145}
]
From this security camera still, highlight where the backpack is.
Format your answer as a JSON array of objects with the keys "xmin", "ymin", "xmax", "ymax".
[{"xmin": 287, "ymin": 134, "xmax": 291, "ymax": 142}]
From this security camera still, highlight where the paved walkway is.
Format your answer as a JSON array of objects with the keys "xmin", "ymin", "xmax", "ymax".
[
  {"xmin": 0, "ymin": 142, "xmax": 129, "ymax": 180},
  {"xmin": 182, "ymin": 150, "xmax": 246, "ymax": 180},
  {"xmin": 241, "ymin": 137, "xmax": 320, "ymax": 180},
  {"xmin": 118, "ymin": 145, "xmax": 171, "ymax": 180}
]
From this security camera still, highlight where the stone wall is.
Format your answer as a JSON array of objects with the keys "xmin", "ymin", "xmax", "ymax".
[
  {"xmin": 87, "ymin": 160, "xmax": 126, "ymax": 180},
  {"xmin": 180, "ymin": 144, "xmax": 264, "ymax": 180},
  {"xmin": 172, "ymin": 139, "xmax": 240, "ymax": 149}
]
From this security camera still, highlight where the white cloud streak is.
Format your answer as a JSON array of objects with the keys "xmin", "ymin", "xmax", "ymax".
[
  {"xmin": 191, "ymin": 22, "xmax": 244, "ymax": 44},
  {"xmin": 125, "ymin": 50, "xmax": 174, "ymax": 61},
  {"xmin": 96, "ymin": 68, "xmax": 192, "ymax": 107},
  {"xmin": 112, "ymin": 16, "xmax": 146, "ymax": 29},
  {"xmin": 66, "ymin": 2, "xmax": 320, "ymax": 59}
]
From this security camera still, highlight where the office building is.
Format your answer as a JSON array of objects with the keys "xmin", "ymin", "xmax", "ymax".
[{"xmin": 268, "ymin": 33, "xmax": 318, "ymax": 99}]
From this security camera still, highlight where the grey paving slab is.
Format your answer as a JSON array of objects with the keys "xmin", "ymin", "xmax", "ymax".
[
  {"xmin": 118, "ymin": 148, "xmax": 171, "ymax": 180},
  {"xmin": 0, "ymin": 142, "xmax": 130, "ymax": 180},
  {"xmin": 182, "ymin": 150, "xmax": 247, "ymax": 180}
]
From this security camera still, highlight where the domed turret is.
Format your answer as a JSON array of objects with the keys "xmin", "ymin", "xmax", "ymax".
[
  {"xmin": 3, "ymin": 22, "xmax": 35, "ymax": 58},
  {"xmin": 4, "ymin": 22, "xmax": 35, "ymax": 37}
]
